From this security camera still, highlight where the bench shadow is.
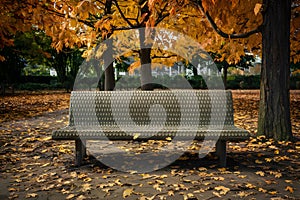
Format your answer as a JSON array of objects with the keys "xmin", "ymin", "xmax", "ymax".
[
  {"xmin": 80, "ymin": 150, "xmax": 249, "ymax": 171},
  {"xmin": 66, "ymin": 142, "xmax": 297, "ymax": 183},
  {"xmin": 70, "ymin": 149, "xmax": 298, "ymax": 182}
]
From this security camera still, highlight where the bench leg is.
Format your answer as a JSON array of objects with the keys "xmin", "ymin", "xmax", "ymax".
[
  {"xmin": 82, "ymin": 140, "xmax": 87, "ymax": 158},
  {"xmin": 216, "ymin": 140, "xmax": 227, "ymax": 167},
  {"xmin": 75, "ymin": 140, "xmax": 86, "ymax": 166}
]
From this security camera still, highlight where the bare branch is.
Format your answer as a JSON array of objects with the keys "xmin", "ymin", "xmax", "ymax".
[{"xmin": 195, "ymin": 0, "xmax": 262, "ymax": 39}]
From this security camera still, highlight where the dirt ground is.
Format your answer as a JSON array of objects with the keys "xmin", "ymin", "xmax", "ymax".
[{"xmin": 0, "ymin": 90, "xmax": 299, "ymax": 200}]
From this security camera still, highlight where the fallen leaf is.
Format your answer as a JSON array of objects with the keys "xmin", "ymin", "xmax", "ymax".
[
  {"xmin": 168, "ymin": 190, "xmax": 174, "ymax": 196},
  {"xmin": 198, "ymin": 167, "xmax": 207, "ymax": 171},
  {"xmin": 83, "ymin": 177, "xmax": 92, "ymax": 182},
  {"xmin": 81, "ymin": 183, "xmax": 91, "ymax": 192},
  {"xmin": 254, "ymin": 3, "xmax": 262, "ymax": 15},
  {"xmin": 265, "ymin": 158, "xmax": 272, "ymax": 162},
  {"xmin": 141, "ymin": 174, "xmax": 151, "ymax": 179},
  {"xmin": 66, "ymin": 194, "xmax": 75, "ymax": 199},
  {"xmin": 255, "ymin": 171, "xmax": 265, "ymax": 176},
  {"xmin": 76, "ymin": 195, "xmax": 86, "ymax": 200},
  {"xmin": 213, "ymin": 191, "xmax": 221, "ymax": 197},
  {"xmin": 123, "ymin": 188, "xmax": 133, "ymax": 198},
  {"xmin": 268, "ymin": 190, "xmax": 278, "ymax": 195},
  {"xmin": 153, "ymin": 184, "xmax": 162, "ymax": 192},
  {"xmin": 237, "ymin": 191, "xmax": 254, "ymax": 197},
  {"xmin": 155, "ymin": 180, "xmax": 165, "ymax": 185},
  {"xmin": 212, "ymin": 176, "xmax": 225, "ymax": 181},
  {"xmin": 26, "ymin": 193, "xmax": 38, "ymax": 198},
  {"xmin": 214, "ymin": 185, "xmax": 230, "ymax": 195},
  {"xmin": 8, "ymin": 188, "xmax": 17, "ymax": 192},
  {"xmin": 245, "ymin": 183, "xmax": 256, "ymax": 189},
  {"xmin": 258, "ymin": 187, "xmax": 267, "ymax": 193},
  {"xmin": 285, "ymin": 186, "xmax": 294, "ymax": 193},
  {"xmin": 133, "ymin": 133, "xmax": 140, "ymax": 140},
  {"xmin": 255, "ymin": 159, "xmax": 263, "ymax": 164}
]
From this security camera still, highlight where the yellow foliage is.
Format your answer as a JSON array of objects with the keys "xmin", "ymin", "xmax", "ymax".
[{"xmin": 0, "ymin": 0, "xmax": 300, "ymax": 63}]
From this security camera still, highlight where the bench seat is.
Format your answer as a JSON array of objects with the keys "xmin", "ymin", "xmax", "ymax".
[
  {"xmin": 52, "ymin": 90, "xmax": 251, "ymax": 167},
  {"xmin": 53, "ymin": 125, "xmax": 249, "ymax": 141}
]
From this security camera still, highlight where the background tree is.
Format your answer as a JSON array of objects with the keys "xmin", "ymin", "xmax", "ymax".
[
  {"xmin": 0, "ymin": 46, "xmax": 25, "ymax": 94},
  {"xmin": 210, "ymin": 52, "xmax": 255, "ymax": 89},
  {"xmin": 15, "ymin": 30, "xmax": 84, "ymax": 90}
]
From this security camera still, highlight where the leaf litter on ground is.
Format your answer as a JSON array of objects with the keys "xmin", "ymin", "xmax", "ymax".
[{"xmin": 0, "ymin": 90, "xmax": 299, "ymax": 199}]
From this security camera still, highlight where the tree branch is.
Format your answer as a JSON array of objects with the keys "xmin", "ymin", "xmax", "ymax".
[
  {"xmin": 95, "ymin": 0, "xmax": 107, "ymax": 8},
  {"xmin": 39, "ymin": 3, "xmax": 95, "ymax": 28},
  {"xmin": 155, "ymin": 2, "xmax": 170, "ymax": 26},
  {"xmin": 112, "ymin": 26, "xmax": 134, "ymax": 31},
  {"xmin": 155, "ymin": 13, "xmax": 170, "ymax": 26},
  {"xmin": 135, "ymin": 9, "xmax": 140, "ymax": 24},
  {"xmin": 113, "ymin": 0, "xmax": 136, "ymax": 28},
  {"xmin": 152, "ymin": 54, "xmax": 178, "ymax": 59},
  {"xmin": 196, "ymin": 0, "xmax": 262, "ymax": 39}
]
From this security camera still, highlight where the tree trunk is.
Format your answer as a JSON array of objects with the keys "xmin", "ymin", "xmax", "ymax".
[
  {"xmin": 105, "ymin": 63, "xmax": 115, "ymax": 91},
  {"xmin": 1, "ymin": 82, "xmax": 5, "ymax": 96},
  {"xmin": 139, "ymin": 28, "xmax": 153, "ymax": 90},
  {"xmin": 104, "ymin": 38, "xmax": 115, "ymax": 91},
  {"xmin": 192, "ymin": 66, "xmax": 198, "ymax": 76},
  {"xmin": 258, "ymin": 0, "xmax": 292, "ymax": 140},
  {"xmin": 223, "ymin": 63, "xmax": 228, "ymax": 90},
  {"xmin": 54, "ymin": 53, "xmax": 67, "ymax": 85},
  {"xmin": 103, "ymin": 0, "xmax": 115, "ymax": 91}
]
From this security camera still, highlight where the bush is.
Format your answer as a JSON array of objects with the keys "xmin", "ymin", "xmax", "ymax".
[
  {"xmin": 17, "ymin": 83, "xmax": 50, "ymax": 90},
  {"xmin": 104, "ymin": 74, "xmax": 300, "ymax": 90},
  {"xmin": 227, "ymin": 75, "xmax": 260, "ymax": 89},
  {"xmin": 290, "ymin": 75, "xmax": 300, "ymax": 89},
  {"xmin": 16, "ymin": 82, "xmax": 63, "ymax": 91},
  {"xmin": 187, "ymin": 75, "xmax": 207, "ymax": 89},
  {"xmin": 19, "ymin": 75, "xmax": 57, "ymax": 84}
]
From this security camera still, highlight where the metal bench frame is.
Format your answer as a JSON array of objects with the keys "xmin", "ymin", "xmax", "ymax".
[{"xmin": 52, "ymin": 90, "xmax": 250, "ymax": 167}]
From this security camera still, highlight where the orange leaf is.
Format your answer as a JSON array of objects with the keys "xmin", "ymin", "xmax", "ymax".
[
  {"xmin": 285, "ymin": 186, "xmax": 294, "ymax": 193},
  {"xmin": 128, "ymin": 61, "xmax": 141, "ymax": 74},
  {"xmin": 254, "ymin": 3, "xmax": 262, "ymax": 16}
]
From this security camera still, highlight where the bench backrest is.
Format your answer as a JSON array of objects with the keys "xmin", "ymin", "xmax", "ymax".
[{"xmin": 69, "ymin": 90, "xmax": 234, "ymax": 127}]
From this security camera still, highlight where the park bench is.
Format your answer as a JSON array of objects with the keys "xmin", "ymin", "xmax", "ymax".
[{"xmin": 52, "ymin": 90, "xmax": 250, "ymax": 167}]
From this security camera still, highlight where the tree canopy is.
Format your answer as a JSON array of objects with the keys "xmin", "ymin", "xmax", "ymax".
[{"xmin": 1, "ymin": 0, "xmax": 299, "ymax": 63}]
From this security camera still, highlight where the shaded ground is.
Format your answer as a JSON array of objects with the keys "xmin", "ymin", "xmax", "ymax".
[{"xmin": 0, "ymin": 90, "xmax": 299, "ymax": 200}]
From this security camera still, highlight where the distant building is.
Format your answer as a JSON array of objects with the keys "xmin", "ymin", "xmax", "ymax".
[
  {"xmin": 248, "ymin": 55, "xmax": 262, "ymax": 75},
  {"xmin": 50, "ymin": 68, "xmax": 57, "ymax": 76}
]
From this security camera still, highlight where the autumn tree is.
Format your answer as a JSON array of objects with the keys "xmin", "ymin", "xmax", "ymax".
[
  {"xmin": 190, "ymin": 0, "xmax": 300, "ymax": 140},
  {"xmin": 109, "ymin": 0, "xmax": 178, "ymax": 90},
  {"xmin": 0, "ymin": 1, "xmax": 32, "ymax": 61}
]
